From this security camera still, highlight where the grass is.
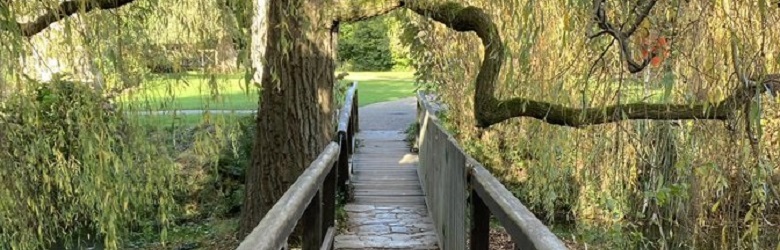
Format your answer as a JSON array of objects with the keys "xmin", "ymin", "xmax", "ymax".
[
  {"xmin": 341, "ymin": 71, "xmax": 417, "ymax": 106},
  {"xmin": 132, "ymin": 218, "xmax": 240, "ymax": 249},
  {"xmin": 128, "ymin": 71, "xmax": 417, "ymax": 129},
  {"xmin": 128, "ymin": 71, "xmax": 416, "ymax": 111},
  {"xmin": 134, "ymin": 112, "xmax": 248, "ymax": 129},
  {"xmin": 128, "ymin": 72, "xmax": 257, "ymax": 111}
]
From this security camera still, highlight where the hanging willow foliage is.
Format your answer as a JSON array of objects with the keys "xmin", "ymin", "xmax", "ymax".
[
  {"xmin": 0, "ymin": 78, "xmax": 178, "ymax": 249},
  {"xmin": 0, "ymin": 0, "xmax": 247, "ymax": 248}
]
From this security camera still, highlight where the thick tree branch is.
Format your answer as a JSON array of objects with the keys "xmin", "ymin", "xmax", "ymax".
[
  {"xmin": 332, "ymin": 1, "xmax": 780, "ymax": 128},
  {"xmin": 2, "ymin": 0, "xmax": 136, "ymax": 37},
  {"xmin": 478, "ymin": 79, "xmax": 780, "ymax": 128},
  {"xmin": 334, "ymin": 1, "xmax": 404, "ymax": 23},
  {"xmin": 400, "ymin": 1, "xmax": 504, "ymax": 127}
]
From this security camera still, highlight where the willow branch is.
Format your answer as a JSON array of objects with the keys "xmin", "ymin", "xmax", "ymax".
[{"xmin": 2, "ymin": 0, "xmax": 136, "ymax": 37}]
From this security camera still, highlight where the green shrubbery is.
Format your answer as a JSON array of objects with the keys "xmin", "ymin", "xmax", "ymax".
[
  {"xmin": 338, "ymin": 16, "xmax": 411, "ymax": 71},
  {"xmin": 0, "ymin": 79, "xmax": 178, "ymax": 249}
]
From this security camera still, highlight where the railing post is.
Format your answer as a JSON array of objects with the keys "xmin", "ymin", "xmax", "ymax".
[
  {"xmin": 337, "ymin": 133, "xmax": 349, "ymax": 194},
  {"xmin": 302, "ymin": 190, "xmax": 323, "ymax": 250},
  {"xmin": 353, "ymin": 88, "xmax": 359, "ymax": 132},
  {"xmin": 322, "ymin": 158, "xmax": 337, "ymax": 240},
  {"xmin": 470, "ymin": 188, "xmax": 490, "ymax": 250},
  {"xmin": 347, "ymin": 92, "xmax": 356, "ymax": 155},
  {"xmin": 347, "ymin": 118, "xmax": 354, "ymax": 155}
]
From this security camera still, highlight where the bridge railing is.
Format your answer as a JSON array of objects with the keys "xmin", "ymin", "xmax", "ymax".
[
  {"xmin": 237, "ymin": 83, "xmax": 358, "ymax": 250},
  {"xmin": 416, "ymin": 92, "xmax": 568, "ymax": 250}
]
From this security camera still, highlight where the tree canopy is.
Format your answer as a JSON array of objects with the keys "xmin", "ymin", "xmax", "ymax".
[{"xmin": 1, "ymin": 0, "xmax": 778, "ymax": 248}]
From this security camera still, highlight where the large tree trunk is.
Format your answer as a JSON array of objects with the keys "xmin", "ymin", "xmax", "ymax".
[{"xmin": 239, "ymin": 0, "xmax": 336, "ymax": 237}]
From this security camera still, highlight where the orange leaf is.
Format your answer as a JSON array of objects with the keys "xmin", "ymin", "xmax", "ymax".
[
  {"xmin": 657, "ymin": 37, "xmax": 667, "ymax": 47},
  {"xmin": 651, "ymin": 56, "xmax": 662, "ymax": 67}
]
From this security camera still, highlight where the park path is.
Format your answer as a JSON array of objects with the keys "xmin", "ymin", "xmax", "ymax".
[{"xmin": 333, "ymin": 97, "xmax": 439, "ymax": 249}]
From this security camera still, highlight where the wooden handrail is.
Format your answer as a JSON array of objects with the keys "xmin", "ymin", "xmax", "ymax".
[
  {"xmin": 238, "ymin": 83, "xmax": 358, "ymax": 250},
  {"xmin": 469, "ymin": 160, "xmax": 568, "ymax": 249},
  {"xmin": 337, "ymin": 82, "xmax": 358, "ymax": 133},
  {"xmin": 236, "ymin": 143, "xmax": 340, "ymax": 250},
  {"xmin": 416, "ymin": 91, "xmax": 567, "ymax": 250}
]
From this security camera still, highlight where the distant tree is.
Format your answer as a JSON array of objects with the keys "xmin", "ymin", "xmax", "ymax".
[{"xmin": 338, "ymin": 17, "xmax": 394, "ymax": 71}]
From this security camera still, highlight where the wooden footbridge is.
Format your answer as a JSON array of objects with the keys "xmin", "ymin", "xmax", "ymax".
[{"xmin": 237, "ymin": 83, "xmax": 568, "ymax": 250}]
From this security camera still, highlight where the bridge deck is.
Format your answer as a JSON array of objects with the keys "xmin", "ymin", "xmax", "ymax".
[{"xmin": 334, "ymin": 130, "xmax": 439, "ymax": 249}]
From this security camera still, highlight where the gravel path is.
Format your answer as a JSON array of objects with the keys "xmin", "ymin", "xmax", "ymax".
[{"xmin": 358, "ymin": 97, "xmax": 417, "ymax": 131}]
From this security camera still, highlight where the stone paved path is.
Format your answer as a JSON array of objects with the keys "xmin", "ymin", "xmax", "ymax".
[{"xmin": 334, "ymin": 105, "xmax": 439, "ymax": 249}]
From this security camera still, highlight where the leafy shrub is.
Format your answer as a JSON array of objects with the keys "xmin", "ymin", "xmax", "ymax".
[
  {"xmin": 338, "ymin": 18, "xmax": 395, "ymax": 71},
  {"xmin": 0, "ymin": 79, "xmax": 178, "ymax": 249},
  {"xmin": 211, "ymin": 116, "xmax": 255, "ymax": 216}
]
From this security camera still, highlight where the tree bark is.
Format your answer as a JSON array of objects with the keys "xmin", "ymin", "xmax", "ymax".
[{"xmin": 239, "ymin": 0, "xmax": 336, "ymax": 237}]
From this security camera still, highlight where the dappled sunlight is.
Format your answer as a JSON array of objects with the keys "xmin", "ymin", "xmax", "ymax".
[{"xmin": 397, "ymin": 153, "xmax": 419, "ymax": 165}]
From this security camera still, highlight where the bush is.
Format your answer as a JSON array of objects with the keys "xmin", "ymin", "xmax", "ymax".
[
  {"xmin": 338, "ymin": 18, "xmax": 395, "ymax": 71},
  {"xmin": 0, "ymin": 79, "xmax": 178, "ymax": 249}
]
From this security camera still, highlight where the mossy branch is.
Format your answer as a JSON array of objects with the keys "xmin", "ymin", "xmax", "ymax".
[
  {"xmin": 1, "ymin": 0, "xmax": 136, "ymax": 37},
  {"xmin": 478, "ymin": 79, "xmax": 779, "ymax": 128},
  {"xmin": 336, "ymin": 1, "xmax": 779, "ymax": 128}
]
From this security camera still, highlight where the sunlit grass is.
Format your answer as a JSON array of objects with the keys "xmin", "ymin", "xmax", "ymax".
[
  {"xmin": 341, "ymin": 71, "xmax": 417, "ymax": 105},
  {"xmin": 126, "ymin": 71, "xmax": 416, "ymax": 129},
  {"xmin": 128, "ymin": 72, "xmax": 257, "ymax": 111},
  {"xmin": 127, "ymin": 71, "xmax": 416, "ymax": 111}
]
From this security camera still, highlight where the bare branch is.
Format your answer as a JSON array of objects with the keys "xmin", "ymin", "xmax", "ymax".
[
  {"xmin": 2, "ymin": 0, "xmax": 137, "ymax": 37},
  {"xmin": 591, "ymin": 0, "xmax": 658, "ymax": 73},
  {"xmin": 622, "ymin": 0, "xmax": 658, "ymax": 37}
]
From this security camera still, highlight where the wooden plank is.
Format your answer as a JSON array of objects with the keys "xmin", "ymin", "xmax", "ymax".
[
  {"xmin": 415, "ymin": 94, "xmax": 469, "ymax": 250},
  {"xmin": 354, "ymin": 190, "xmax": 424, "ymax": 196},
  {"xmin": 351, "ymin": 183, "xmax": 422, "ymax": 190},
  {"xmin": 237, "ymin": 143, "xmax": 340, "ymax": 250},
  {"xmin": 354, "ymin": 174, "xmax": 419, "ymax": 179},
  {"xmin": 302, "ymin": 191, "xmax": 323, "ymax": 250},
  {"xmin": 353, "ymin": 176, "xmax": 420, "ymax": 181},
  {"xmin": 322, "ymin": 160, "xmax": 337, "ymax": 237},
  {"xmin": 353, "ymin": 196, "xmax": 426, "ymax": 205},
  {"xmin": 337, "ymin": 134, "xmax": 349, "ymax": 194},
  {"xmin": 353, "ymin": 168, "xmax": 417, "ymax": 172},
  {"xmin": 351, "ymin": 180, "xmax": 421, "ymax": 184},
  {"xmin": 470, "ymin": 189, "xmax": 490, "ymax": 250},
  {"xmin": 353, "ymin": 168, "xmax": 418, "ymax": 173},
  {"xmin": 470, "ymin": 162, "xmax": 567, "ymax": 250},
  {"xmin": 352, "ymin": 163, "xmax": 418, "ymax": 168}
]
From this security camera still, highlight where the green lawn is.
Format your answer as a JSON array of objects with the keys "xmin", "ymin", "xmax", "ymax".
[
  {"xmin": 128, "ymin": 71, "xmax": 416, "ymax": 111},
  {"xmin": 129, "ymin": 71, "xmax": 417, "ymax": 128},
  {"xmin": 343, "ymin": 71, "xmax": 417, "ymax": 106},
  {"xmin": 128, "ymin": 72, "xmax": 257, "ymax": 111}
]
